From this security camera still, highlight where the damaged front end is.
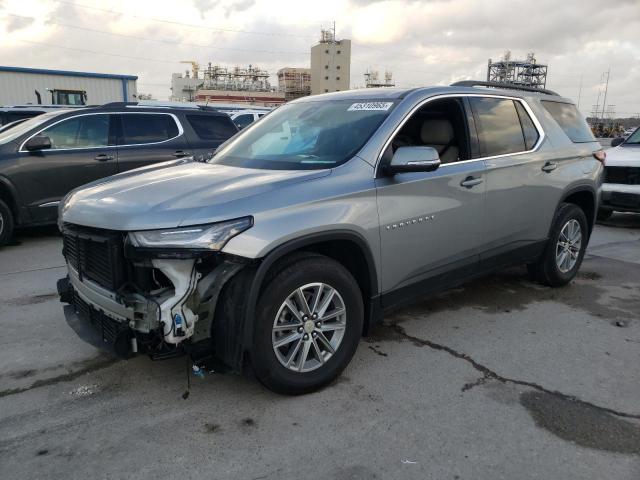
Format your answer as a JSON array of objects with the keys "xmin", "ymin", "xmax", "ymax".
[{"xmin": 57, "ymin": 218, "xmax": 253, "ymax": 367}]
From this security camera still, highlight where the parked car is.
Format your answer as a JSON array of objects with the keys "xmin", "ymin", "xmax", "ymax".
[
  {"xmin": 0, "ymin": 105, "xmax": 74, "ymax": 126},
  {"xmin": 57, "ymin": 81, "xmax": 603, "ymax": 394},
  {"xmin": 598, "ymin": 128, "xmax": 640, "ymax": 219},
  {"xmin": 229, "ymin": 109, "xmax": 269, "ymax": 129},
  {"xmin": 0, "ymin": 102, "xmax": 238, "ymax": 245}
]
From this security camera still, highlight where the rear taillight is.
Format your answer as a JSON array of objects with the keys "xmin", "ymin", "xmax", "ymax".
[{"xmin": 593, "ymin": 150, "xmax": 606, "ymax": 165}]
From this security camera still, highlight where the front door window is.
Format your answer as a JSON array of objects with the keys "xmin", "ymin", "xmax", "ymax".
[{"xmin": 41, "ymin": 115, "xmax": 110, "ymax": 149}]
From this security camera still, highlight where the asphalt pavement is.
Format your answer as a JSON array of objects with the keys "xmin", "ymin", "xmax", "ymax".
[{"xmin": 0, "ymin": 215, "xmax": 639, "ymax": 480}]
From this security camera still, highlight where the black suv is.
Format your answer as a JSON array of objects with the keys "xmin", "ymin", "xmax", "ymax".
[{"xmin": 0, "ymin": 102, "xmax": 238, "ymax": 245}]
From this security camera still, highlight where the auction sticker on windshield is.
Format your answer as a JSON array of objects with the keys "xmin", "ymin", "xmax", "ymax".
[{"xmin": 348, "ymin": 102, "xmax": 394, "ymax": 111}]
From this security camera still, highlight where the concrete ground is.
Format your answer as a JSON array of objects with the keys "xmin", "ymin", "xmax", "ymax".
[{"xmin": 0, "ymin": 216, "xmax": 639, "ymax": 480}]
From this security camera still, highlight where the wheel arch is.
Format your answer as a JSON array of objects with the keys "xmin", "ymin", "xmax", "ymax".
[
  {"xmin": 239, "ymin": 230, "xmax": 380, "ymax": 368},
  {"xmin": 559, "ymin": 185, "xmax": 597, "ymax": 236}
]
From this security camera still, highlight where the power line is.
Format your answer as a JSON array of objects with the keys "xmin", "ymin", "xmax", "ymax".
[
  {"xmin": 53, "ymin": 0, "xmax": 318, "ymax": 39},
  {"xmin": 16, "ymin": 39, "xmax": 180, "ymax": 64},
  {"xmin": 7, "ymin": 13, "xmax": 308, "ymax": 56}
]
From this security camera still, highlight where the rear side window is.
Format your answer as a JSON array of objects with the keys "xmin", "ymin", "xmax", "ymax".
[
  {"xmin": 541, "ymin": 101, "xmax": 594, "ymax": 143},
  {"xmin": 41, "ymin": 114, "xmax": 110, "ymax": 149},
  {"xmin": 514, "ymin": 102, "xmax": 540, "ymax": 150},
  {"xmin": 121, "ymin": 114, "xmax": 179, "ymax": 145},
  {"xmin": 186, "ymin": 114, "xmax": 237, "ymax": 141},
  {"xmin": 470, "ymin": 97, "xmax": 526, "ymax": 156}
]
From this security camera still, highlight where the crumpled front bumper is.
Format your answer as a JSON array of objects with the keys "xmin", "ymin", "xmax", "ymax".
[{"xmin": 57, "ymin": 277, "xmax": 134, "ymax": 358}]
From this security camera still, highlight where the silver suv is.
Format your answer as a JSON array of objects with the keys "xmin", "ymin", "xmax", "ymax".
[{"xmin": 57, "ymin": 82, "xmax": 603, "ymax": 394}]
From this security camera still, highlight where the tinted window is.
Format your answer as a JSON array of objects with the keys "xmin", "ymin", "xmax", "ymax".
[
  {"xmin": 514, "ymin": 102, "xmax": 540, "ymax": 150},
  {"xmin": 42, "ymin": 114, "xmax": 110, "ymax": 149},
  {"xmin": 187, "ymin": 115, "xmax": 237, "ymax": 141},
  {"xmin": 471, "ymin": 97, "xmax": 525, "ymax": 156},
  {"xmin": 234, "ymin": 114, "xmax": 254, "ymax": 129},
  {"xmin": 121, "ymin": 114, "xmax": 179, "ymax": 145},
  {"xmin": 541, "ymin": 101, "xmax": 594, "ymax": 143}
]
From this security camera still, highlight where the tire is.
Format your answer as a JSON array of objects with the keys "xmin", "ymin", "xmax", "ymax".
[
  {"xmin": 251, "ymin": 254, "xmax": 363, "ymax": 395},
  {"xmin": 527, "ymin": 203, "xmax": 588, "ymax": 287},
  {"xmin": 596, "ymin": 209, "xmax": 613, "ymax": 221},
  {"xmin": 0, "ymin": 199, "xmax": 14, "ymax": 247}
]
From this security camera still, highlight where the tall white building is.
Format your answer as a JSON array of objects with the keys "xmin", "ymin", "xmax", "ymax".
[{"xmin": 310, "ymin": 29, "xmax": 351, "ymax": 95}]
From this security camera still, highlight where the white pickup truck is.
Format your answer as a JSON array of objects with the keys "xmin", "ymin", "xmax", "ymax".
[{"xmin": 599, "ymin": 128, "xmax": 640, "ymax": 219}]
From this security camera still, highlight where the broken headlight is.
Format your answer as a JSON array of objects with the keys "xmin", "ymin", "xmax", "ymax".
[{"xmin": 128, "ymin": 217, "xmax": 253, "ymax": 251}]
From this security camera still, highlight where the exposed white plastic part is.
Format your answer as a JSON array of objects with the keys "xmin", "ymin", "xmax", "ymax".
[{"xmin": 151, "ymin": 259, "xmax": 200, "ymax": 344}]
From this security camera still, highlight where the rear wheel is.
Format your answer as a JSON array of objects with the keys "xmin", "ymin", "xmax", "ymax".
[
  {"xmin": 527, "ymin": 203, "xmax": 588, "ymax": 287},
  {"xmin": 0, "ymin": 199, "xmax": 14, "ymax": 247},
  {"xmin": 251, "ymin": 255, "xmax": 363, "ymax": 395}
]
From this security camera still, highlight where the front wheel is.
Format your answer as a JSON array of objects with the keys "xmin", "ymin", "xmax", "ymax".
[
  {"xmin": 251, "ymin": 254, "xmax": 363, "ymax": 395},
  {"xmin": 527, "ymin": 203, "xmax": 588, "ymax": 287}
]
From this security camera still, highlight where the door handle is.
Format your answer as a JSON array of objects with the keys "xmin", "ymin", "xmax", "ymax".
[
  {"xmin": 173, "ymin": 150, "xmax": 191, "ymax": 158},
  {"xmin": 541, "ymin": 161, "xmax": 558, "ymax": 172},
  {"xmin": 460, "ymin": 176, "xmax": 483, "ymax": 188},
  {"xmin": 94, "ymin": 154, "xmax": 114, "ymax": 161}
]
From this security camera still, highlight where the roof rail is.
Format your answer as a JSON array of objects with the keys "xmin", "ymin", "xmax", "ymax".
[
  {"xmin": 450, "ymin": 80, "xmax": 559, "ymax": 96},
  {"xmin": 98, "ymin": 102, "xmax": 138, "ymax": 108}
]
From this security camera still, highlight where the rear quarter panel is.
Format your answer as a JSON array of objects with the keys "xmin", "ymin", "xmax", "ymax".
[{"xmin": 527, "ymin": 99, "xmax": 602, "ymax": 235}]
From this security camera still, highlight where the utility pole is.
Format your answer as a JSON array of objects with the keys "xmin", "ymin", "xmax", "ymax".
[
  {"xmin": 576, "ymin": 73, "xmax": 583, "ymax": 109},
  {"xmin": 600, "ymin": 68, "xmax": 610, "ymax": 122}
]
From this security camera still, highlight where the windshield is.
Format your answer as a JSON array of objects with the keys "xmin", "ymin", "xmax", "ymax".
[
  {"xmin": 625, "ymin": 128, "xmax": 640, "ymax": 144},
  {"xmin": 211, "ymin": 99, "xmax": 396, "ymax": 170},
  {"xmin": 0, "ymin": 111, "xmax": 68, "ymax": 145}
]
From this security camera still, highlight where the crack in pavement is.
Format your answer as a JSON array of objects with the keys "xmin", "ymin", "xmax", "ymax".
[
  {"xmin": 0, "ymin": 357, "xmax": 118, "ymax": 399},
  {"xmin": 0, "ymin": 265, "xmax": 66, "ymax": 276},
  {"xmin": 386, "ymin": 323, "xmax": 640, "ymax": 420}
]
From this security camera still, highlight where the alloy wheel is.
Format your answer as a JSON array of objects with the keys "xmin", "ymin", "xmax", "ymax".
[
  {"xmin": 555, "ymin": 219, "xmax": 582, "ymax": 273},
  {"xmin": 272, "ymin": 282, "xmax": 346, "ymax": 373}
]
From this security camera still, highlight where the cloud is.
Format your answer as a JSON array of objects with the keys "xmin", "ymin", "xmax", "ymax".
[{"xmin": 5, "ymin": 14, "xmax": 34, "ymax": 32}]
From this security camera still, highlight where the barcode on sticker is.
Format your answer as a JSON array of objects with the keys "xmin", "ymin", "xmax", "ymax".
[{"xmin": 348, "ymin": 102, "xmax": 393, "ymax": 111}]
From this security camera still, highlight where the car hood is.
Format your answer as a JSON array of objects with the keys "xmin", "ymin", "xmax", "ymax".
[
  {"xmin": 62, "ymin": 161, "xmax": 330, "ymax": 230},
  {"xmin": 605, "ymin": 144, "xmax": 640, "ymax": 167}
]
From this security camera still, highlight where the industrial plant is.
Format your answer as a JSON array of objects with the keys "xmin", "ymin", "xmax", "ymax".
[
  {"xmin": 487, "ymin": 51, "xmax": 548, "ymax": 90},
  {"xmin": 169, "ymin": 27, "xmax": 353, "ymax": 107},
  {"xmin": 277, "ymin": 68, "xmax": 311, "ymax": 101},
  {"xmin": 364, "ymin": 69, "xmax": 395, "ymax": 88},
  {"xmin": 170, "ymin": 61, "xmax": 285, "ymax": 106}
]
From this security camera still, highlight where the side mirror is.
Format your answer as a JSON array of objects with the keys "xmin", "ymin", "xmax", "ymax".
[
  {"xmin": 611, "ymin": 137, "xmax": 625, "ymax": 148},
  {"xmin": 385, "ymin": 146, "xmax": 441, "ymax": 175},
  {"xmin": 25, "ymin": 135, "xmax": 52, "ymax": 151}
]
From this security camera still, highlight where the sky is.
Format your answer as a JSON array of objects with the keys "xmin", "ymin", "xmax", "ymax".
[{"xmin": 1, "ymin": 0, "xmax": 639, "ymax": 117}]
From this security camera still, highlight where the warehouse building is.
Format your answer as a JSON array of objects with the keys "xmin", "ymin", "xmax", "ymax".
[{"xmin": 0, "ymin": 66, "xmax": 138, "ymax": 105}]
